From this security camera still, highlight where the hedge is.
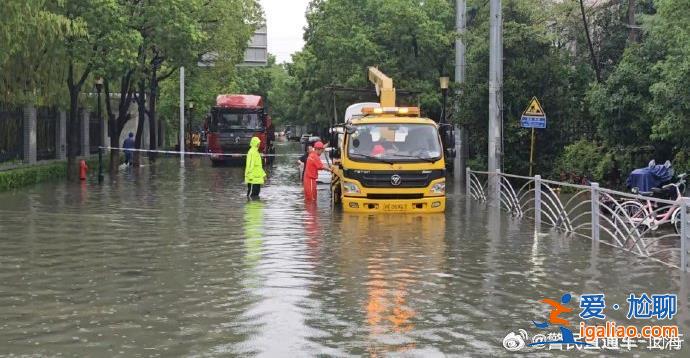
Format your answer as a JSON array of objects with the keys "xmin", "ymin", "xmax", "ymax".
[
  {"xmin": 0, "ymin": 157, "xmax": 110, "ymax": 192},
  {"xmin": 0, "ymin": 163, "xmax": 67, "ymax": 191}
]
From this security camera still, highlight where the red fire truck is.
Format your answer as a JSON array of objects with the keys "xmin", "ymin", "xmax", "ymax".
[{"xmin": 208, "ymin": 94, "xmax": 275, "ymax": 166}]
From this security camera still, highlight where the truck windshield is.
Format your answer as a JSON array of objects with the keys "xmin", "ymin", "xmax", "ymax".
[
  {"xmin": 214, "ymin": 111, "xmax": 264, "ymax": 132},
  {"xmin": 347, "ymin": 123, "xmax": 442, "ymax": 162}
]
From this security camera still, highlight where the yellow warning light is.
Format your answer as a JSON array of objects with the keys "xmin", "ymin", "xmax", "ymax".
[
  {"xmin": 361, "ymin": 107, "xmax": 420, "ymax": 116},
  {"xmin": 398, "ymin": 107, "xmax": 420, "ymax": 115}
]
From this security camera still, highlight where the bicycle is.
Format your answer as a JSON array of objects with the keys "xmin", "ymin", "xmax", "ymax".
[{"xmin": 614, "ymin": 173, "xmax": 687, "ymax": 235}]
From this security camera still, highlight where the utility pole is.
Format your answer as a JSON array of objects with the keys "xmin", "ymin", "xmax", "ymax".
[
  {"xmin": 179, "ymin": 66, "xmax": 185, "ymax": 164},
  {"xmin": 488, "ymin": 0, "xmax": 503, "ymax": 199},
  {"xmin": 454, "ymin": 0, "xmax": 467, "ymax": 188}
]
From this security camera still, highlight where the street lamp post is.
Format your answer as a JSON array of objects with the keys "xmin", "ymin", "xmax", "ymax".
[
  {"xmin": 95, "ymin": 77, "xmax": 104, "ymax": 183},
  {"xmin": 188, "ymin": 102, "xmax": 194, "ymax": 150},
  {"xmin": 440, "ymin": 76, "xmax": 450, "ymax": 124}
]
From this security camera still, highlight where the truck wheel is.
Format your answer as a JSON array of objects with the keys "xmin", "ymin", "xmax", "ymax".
[{"xmin": 331, "ymin": 186, "xmax": 342, "ymax": 207}]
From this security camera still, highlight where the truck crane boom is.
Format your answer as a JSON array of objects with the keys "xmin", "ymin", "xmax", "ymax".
[{"xmin": 368, "ymin": 67, "xmax": 396, "ymax": 108}]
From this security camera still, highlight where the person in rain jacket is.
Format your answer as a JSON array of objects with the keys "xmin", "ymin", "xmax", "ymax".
[
  {"xmin": 245, "ymin": 136, "xmax": 267, "ymax": 199},
  {"xmin": 303, "ymin": 141, "xmax": 332, "ymax": 202},
  {"xmin": 123, "ymin": 132, "xmax": 135, "ymax": 165}
]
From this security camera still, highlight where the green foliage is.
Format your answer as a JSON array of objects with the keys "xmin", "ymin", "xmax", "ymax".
[
  {"xmin": 587, "ymin": 41, "xmax": 660, "ymax": 148},
  {"xmin": 286, "ymin": 0, "xmax": 455, "ymax": 126},
  {"xmin": 552, "ymin": 140, "xmax": 627, "ymax": 186},
  {"xmin": 0, "ymin": 163, "xmax": 66, "ymax": 191},
  {"xmin": 0, "ymin": 1, "xmax": 86, "ymax": 106},
  {"xmin": 646, "ymin": 0, "xmax": 690, "ymax": 146},
  {"xmin": 3, "ymin": 0, "xmax": 689, "ymax": 183},
  {"xmin": 231, "ymin": 57, "xmax": 302, "ymax": 126},
  {"xmin": 460, "ymin": 0, "xmax": 594, "ymax": 175},
  {"xmin": 584, "ymin": 0, "xmax": 689, "ymax": 175},
  {"xmin": 553, "ymin": 140, "xmax": 602, "ymax": 179},
  {"xmin": 673, "ymin": 151, "xmax": 690, "ymax": 175},
  {"xmin": 155, "ymin": 0, "xmax": 263, "ymax": 136},
  {"xmin": 279, "ymin": 0, "xmax": 685, "ymax": 182}
]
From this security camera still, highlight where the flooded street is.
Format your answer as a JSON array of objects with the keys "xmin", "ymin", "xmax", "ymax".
[{"xmin": 1, "ymin": 142, "xmax": 689, "ymax": 356}]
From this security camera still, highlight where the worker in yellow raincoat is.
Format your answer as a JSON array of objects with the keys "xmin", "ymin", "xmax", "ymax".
[{"xmin": 245, "ymin": 137, "xmax": 266, "ymax": 199}]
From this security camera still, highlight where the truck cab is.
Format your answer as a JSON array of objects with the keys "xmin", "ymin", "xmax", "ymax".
[
  {"xmin": 208, "ymin": 94, "xmax": 275, "ymax": 165},
  {"xmin": 329, "ymin": 67, "xmax": 451, "ymax": 213},
  {"xmin": 330, "ymin": 106, "xmax": 447, "ymax": 213}
]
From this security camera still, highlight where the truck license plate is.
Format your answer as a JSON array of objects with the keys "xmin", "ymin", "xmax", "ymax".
[{"xmin": 384, "ymin": 203, "xmax": 406, "ymax": 211}]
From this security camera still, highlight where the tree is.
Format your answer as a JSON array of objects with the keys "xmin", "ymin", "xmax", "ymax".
[
  {"xmin": 646, "ymin": 0, "xmax": 690, "ymax": 148},
  {"xmin": 582, "ymin": 0, "xmax": 690, "ymax": 180},
  {"xmin": 579, "ymin": 0, "xmax": 602, "ymax": 82},
  {"xmin": 57, "ymin": 0, "xmax": 132, "ymax": 180},
  {"xmin": 289, "ymin": 0, "xmax": 454, "ymax": 129},
  {"xmin": 456, "ymin": 0, "xmax": 595, "ymax": 174},
  {"xmin": 99, "ymin": 0, "xmax": 261, "ymax": 166},
  {"xmin": 1, "ymin": 1, "xmax": 84, "ymax": 106}
]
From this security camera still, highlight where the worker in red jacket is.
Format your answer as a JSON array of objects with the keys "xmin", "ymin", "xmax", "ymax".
[{"xmin": 303, "ymin": 141, "xmax": 331, "ymax": 202}]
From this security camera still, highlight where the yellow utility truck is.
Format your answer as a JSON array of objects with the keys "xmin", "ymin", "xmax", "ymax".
[{"xmin": 329, "ymin": 67, "xmax": 454, "ymax": 213}]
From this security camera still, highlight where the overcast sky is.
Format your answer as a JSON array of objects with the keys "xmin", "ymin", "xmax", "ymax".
[{"xmin": 260, "ymin": 0, "xmax": 311, "ymax": 64}]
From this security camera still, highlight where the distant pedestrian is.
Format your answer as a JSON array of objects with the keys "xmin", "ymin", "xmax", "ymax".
[
  {"xmin": 123, "ymin": 132, "xmax": 135, "ymax": 165},
  {"xmin": 303, "ymin": 141, "xmax": 331, "ymax": 202},
  {"xmin": 245, "ymin": 136, "xmax": 267, "ymax": 199}
]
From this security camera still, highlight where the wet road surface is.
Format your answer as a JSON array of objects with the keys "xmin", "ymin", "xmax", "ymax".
[{"xmin": 0, "ymin": 142, "xmax": 689, "ymax": 356}]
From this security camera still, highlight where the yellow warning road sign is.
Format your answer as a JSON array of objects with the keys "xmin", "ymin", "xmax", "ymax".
[
  {"xmin": 523, "ymin": 97, "xmax": 545, "ymax": 116},
  {"xmin": 520, "ymin": 96, "xmax": 547, "ymax": 177}
]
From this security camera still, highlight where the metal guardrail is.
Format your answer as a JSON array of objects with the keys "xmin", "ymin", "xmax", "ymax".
[{"xmin": 466, "ymin": 168, "xmax": 690, "ymax": 271}]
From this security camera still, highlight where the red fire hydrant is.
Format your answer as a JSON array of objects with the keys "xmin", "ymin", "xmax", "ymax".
[{"xmin": 79, "ymin": 160, "xmax": 88, "ymax": 180}]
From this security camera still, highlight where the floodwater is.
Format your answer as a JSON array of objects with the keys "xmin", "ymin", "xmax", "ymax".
[{"xmin": 0, "ymin": 142, "xmax": 689, "ymax": 357}]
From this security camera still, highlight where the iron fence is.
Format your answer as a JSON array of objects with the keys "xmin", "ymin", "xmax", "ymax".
[
  {"xmin": 36, "ymin": 107, "xmax": 57, "ymax": 161},
  {"xmin": 467, "ymin": 168, "xmax": 690, "ymax": 271},
  {"xmin": 89, "ymin": 111, "xmax": 101, "ymax": 154},
  {"xmin": 0, "ymin": 106, "xmax": 23, "ymax": 164}
]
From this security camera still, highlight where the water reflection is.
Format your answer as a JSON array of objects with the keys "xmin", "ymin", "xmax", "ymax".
[
  {"xmin": 243, "ymin": 200, "xmax": 264, "ymax": 271},
  {"xmin": 337, "ymin": 213, "xmax": 446, "ymax": 355},
  {"xmin": 305, "ymin": 201, "xmax": 323, "ymax": 262}
]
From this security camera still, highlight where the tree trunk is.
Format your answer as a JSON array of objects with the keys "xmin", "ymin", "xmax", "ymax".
[
  {"xmin": 579, "ymin": 0, "xmax": 602, "ymax": 82},
  {"xmin": 133, "ymin": 79, "xmax": 147, "ymax": 166},
  {"xmin": 66, "ymin": 60, "xmax": 87, "ymax": 182},
  {"xmin": 105, "ymin": 80, "xmax": 119, "ymax": 173},
  {"xmin": 67, "ymin": 86, "xmax": 80, "ymax": 181},
  {"xmin": 105, "ymin": 76, "xmax": 136, "ymax": 173},
  {"xmin": 627, "ymin": 0, "xmax": 638, "ymax": 43},
  {"xmin": 148, "ymin": 66, "xmax": 158, "ymax": 162}
]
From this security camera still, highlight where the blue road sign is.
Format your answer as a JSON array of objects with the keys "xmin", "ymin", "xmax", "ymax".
[{"xmin": 521, "ymin": 115, "xmax": 547, "ymax": 129}]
